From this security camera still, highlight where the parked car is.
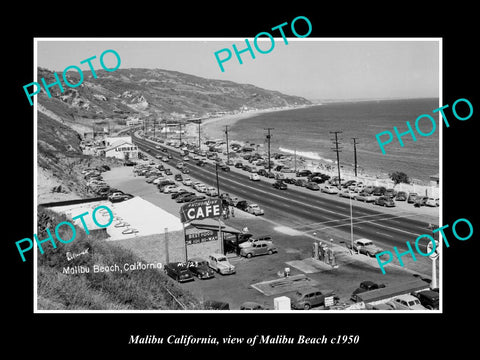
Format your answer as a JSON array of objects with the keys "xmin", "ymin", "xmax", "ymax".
[
  {"xmin": 425, "ymin": 197, "xmax": 439, "ymax": 207},
  {"xmin": 181, "ymin": 167, "xmax": 190, "ymax": 174},
  {"xmin": 187, "ymin": 258, "xmax": 215, "ymax": 279},
  {"xmin": 236, "ymin": 200, "xmax": 249, "ymax": 211},
  {"xmin": 234, "ymin": 162, "xmax": 243, "ymax": 168},
  {"xmin": 348, "ymin": 238, "xmax": 384, "ymax": 257},
  {"xmin": 246, "ymin": 203, "xmax": 264, "ymax": 216},
  {"xmin": 375, "ymin": 196, "xmax": 396, "ymax": 207},
  {"xmin": 207, "ymin": 253, "xmax": 236, "ymax": 275},
  {"xmin": 339, "ymin": 189, "xmax": 356, "ymax": 198},
  {"xmin": 350, "ymin": 281, "xmax": 386, "ymax": 301},
  {"xmin": 372, "ymin": 186, "xmax": 387, "ymax": 196},
  {"xmin": 240, "ymin": 240, "xmax": 277, "ymax": 258},
  {"xmin": 407, "ymin": 192, "xmax": 418, "ymax": 203},
  {"xmin": 240, "ymin": 302, "xmax": 269, "ymax": 310},
  {"xmin": 164, "ymin": 168, "xmax": 172, "ymax": 175},
  {"xmin": 182, "ymin": 177, "xmax": 193, "ymax": 186},
  {"xmin": 108, "ymin": 192, "xmax": 126, "ymax": 203},
  {"xmin": 257, "ymin": 169, "xmax": 269, "ymax": 177},
  {"xmin": 249, "ymin": 173, "xmax": 260, "ymax": 181},
  {"xmin": 176, "ymin": 193, "xmax": 196, "ymax": 203},
  {"xmin": 384, "ymin": 188, "xmax": 397, "ymax": 198},
  {"xmin": 174, "ymin": 173, "xmax": 183, "ymax": 181},
  {"xmin": 121, "ymin": 228, "xmax": 139, "ymax": 234},
  {"xmin": 203, "ymin": 300, "xmax": 230, "ymax": 310},
  {"xmin": 188, "ymin": 195, "xmax": 206, "ymax": 202},
  {"xmin": 290, "ymin": 287, "xmax": 337, "ymax": 310},
  {"xmin": 220, "ymin": 164, "xmax": 230, "ymax": 172},
  {"xmin": 238, "ymin": 235, "xmax": 273, "ymax": 249},
  {"xmin": 321, "ymin": 185, "xmax": 339, "ymax": 194},
  {"xmin": 273, "ymin": 180, "xmax": 287, "ymax": 190},
  {"xmin": 171, "ymin": 190, "xmax": 193, "ymax": 199},
  {"xmin": 414, "ymin": 196, "xmax": 428, "ymax": 207},
  {"xmin": 395, "ymin": 191, "xmax": 408, "ymax": 201},
  {"xmin": 306, "ymin": 182, "xmax": 320, "ymax": 191},
  {"xmin": 162, "ymin": 184, "xmax": 178, "ymax": 193},
  {"xmin": 354, "ymin": 191, "xmax": 376, "ymax": 203},
  {"xmin": 164, "ymin": 262, "xmax": 195, "ymax": 283},
  {"xmin": 414, "ymin": 290, "xmax": 439, "ymax": 310},
  {"xmin": 391, "ymin": 294, "xmax": 428, "ymax": 310},
  {"xmin": 205, "ymin": 186, "xmax": 218, "ymax": 197},
  {"xmin": 296, "ymin": 169, "xmax": 312, "ymax": 177},
  {"xmin": 295, "ymin": 179, "xmax": 308, "ymax": 187}
]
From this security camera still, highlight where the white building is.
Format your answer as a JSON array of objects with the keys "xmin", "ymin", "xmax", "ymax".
[{"xmin": 104, "ymin": 139, "xmax": 138, "ymax": 160}]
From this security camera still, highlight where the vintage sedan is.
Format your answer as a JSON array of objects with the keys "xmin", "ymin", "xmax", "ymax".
[
  {"xmin": 239, "ymin": 240, "xmax": 277, "ymax": 258},
  {"xmin": 348, "ymin": 238, "xmax": 384, "ymax": 257},
  {"xmin": 164, "ymin": 262, "xmax": 195, "ymax": 283},
  {"xmin": 246, "ymin": 203, "xmax": 264, "ymax": 216},
  {"xmin": 187, "ymin": 258, "xmax": 215, "ymax": 280},
  {"xmin": 207, "ymin": 253, "xmax": 236, "ymax": 275},
  {"xmin": 290, "ymin": 287, "xmax": 337, "ymax": 310},
  {"xmin": 354, "ymin": 191, "xmax": 376, "ymax": 203}
]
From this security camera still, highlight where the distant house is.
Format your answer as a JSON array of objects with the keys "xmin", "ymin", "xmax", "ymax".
[{"xmin": 104, "ymin": 140, "xmax": 138, "ymax": 160}]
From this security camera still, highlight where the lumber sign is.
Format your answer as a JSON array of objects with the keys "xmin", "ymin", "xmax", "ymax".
[{"xmin": 179, "ymin": 199, "xmax": 222, "ymax": 223}]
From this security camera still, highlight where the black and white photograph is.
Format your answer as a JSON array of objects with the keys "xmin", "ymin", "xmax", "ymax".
[
  {"xmin": 7, "ymin": 6, "xmax": 478, "ymax": 354},
  {"xmin": 32, "ymin": 38, "xmax": 442, "ymax": 313}
]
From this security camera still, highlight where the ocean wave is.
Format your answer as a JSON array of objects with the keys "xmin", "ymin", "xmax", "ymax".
[{"xmin": 278, "ymin": 147, "xmax": 335, "ymax": 163}]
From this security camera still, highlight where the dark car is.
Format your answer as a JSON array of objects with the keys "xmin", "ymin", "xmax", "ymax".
[
  {"xmin": 309, "ymin": 176, "xmax": 326, "ymax": 184},
  {"xmin": 395, "ymin": 191, "xmax": 408, "ymax": 201},
  {"xmin": 407, "ymin": 192, "xmax": 418, "ymax": 203},
  {"xmin": 350, "ymin": 281, "xmax": 386, "ymax": 301},
  {"xmin": 240, "ymin": 302, "xmax": 269, "ymax": 310},
  {"xmin": 196, "ymin": 160, "xmax": 206, "ymax": 166},
  {"xmin": 176, "ymin": 192, "xmax": 197, "ymax": 203},
  {"xmin": 273, "ymin": 181, "xmax": 288, "ymax": 190},
  {"xmin": 203, "ymin": 300, "xmax": 230, "ymax": 310},
  {"xmin": 220, "ymin": 164, "xmax": 230, "ymax": 172},
  {"xmin": 295, "ymin": 179, "xmax": 308, "ymax": 187},
  {"xmin": 171, "ymin": 190, "xmax": 193, "ymax": 199},
  {"xmin": 189, "ymin": 195, "xmax": 207, "ymax": 202},
  {"xmin": 164, "ymin": 168, "xmax": 172, "ymax": 175},
  {"xmin": 163, "ymin": 262, "xmax": 194, "ymax": 283},
  {"xmin": 187, "ymin": 258, "xmax": 215, "ymax": 279},
  {"xmin": 384, "ymin": 188, "xmax": 397, "ymax": 198},
  {"xmin": 234, "ymin": 162, "xmax": 244, "ymax": 168},
  {"xmin": 174, "ymin": 173, "xmax": 183, "ymax": 181},
  {"xmin": 372, "ymin": 186, "xmax": 386, "ymax": 196},
  {"xmin": 306, "ymin": 182, "xmax": 320, "ymax": 190},
  {"xmin": 415, "ymin": 290, "xmax": 439, "ymax": 310},
  {"xmin": 257, "ymin": 169, "xmax": 269, "ymax": 177},
  {"xmin": 283, "ymin": 177, "xmax": 296, "ymax": 184},
  {"xmin": 375, "ymin": 196, "xmax": 395, "ymax": 207},
  {"xmin": 296, "ymin": 169, "xmax": 312, "ymax": 177},
  {"xmin": 236, "ymin": 200, "xmax": 249, "ymax": 211},
  {"xmin": 414, "ymin": 196, "xmax": 428, "ymax": 207}
]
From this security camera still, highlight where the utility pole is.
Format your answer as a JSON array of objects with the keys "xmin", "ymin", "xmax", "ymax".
[
  {"xmin": 330, "ymin": 131, "xmax": 343, "ymax": 187},
  {"xmin": 152, "ymin": 118, "xmax": 155, "ymax": 138},
  {"xmin": 197, "ymin": 120, "xmax": 202, "ymax": 151},
  {"xmin": 225, "ymin": 125, "xmax": 230, "ymax": 164},
  {"xmin": 352, "ymin": 137, "xmax": 358, "ymax": 177},
  {"xmin": 179, "ymin": 122, "xmax": 182, "ymax": 143},
  {"xmin": 265, "ymin": 128, "xmax": 274, "ymax": 175},
  {"xmin": 164, "ymin": 118, "xmax": 167, "ymax": 140}
]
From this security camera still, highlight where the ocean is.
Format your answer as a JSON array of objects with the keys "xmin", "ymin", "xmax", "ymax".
[{"xmin": 226, "ymin": 98, "xmax": 440, "ymax": 182}]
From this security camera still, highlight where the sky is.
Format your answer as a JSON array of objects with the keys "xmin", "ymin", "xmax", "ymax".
[{"xmin": 36, "ymin": 38, "xmax": 440, "ymax": 101}]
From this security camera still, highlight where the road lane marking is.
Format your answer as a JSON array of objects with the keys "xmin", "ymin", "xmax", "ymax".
[
  {"xmin": 135, "ymin": 137, "xmax": 430, "ymax": 237},
  {"xmin": 375, "ymin": 231, "xmax": 394, "ymax": 238}
]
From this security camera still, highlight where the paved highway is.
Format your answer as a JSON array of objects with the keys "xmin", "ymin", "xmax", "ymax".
[{"xmin": 132, "ymin": 133, "xmax": 437, "ymax": 270}]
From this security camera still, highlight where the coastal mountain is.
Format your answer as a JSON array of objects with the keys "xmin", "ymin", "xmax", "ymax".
[{"xmin": 36, "ymin": 67, "xmax": 310, "ymax": 202}]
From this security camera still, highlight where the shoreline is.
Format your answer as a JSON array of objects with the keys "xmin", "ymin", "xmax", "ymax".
[{"xmin": 181, "ymin": 106, "xmax": 436, "ymax": 187}]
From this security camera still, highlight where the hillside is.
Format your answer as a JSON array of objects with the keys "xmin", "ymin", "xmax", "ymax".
[{"xmin": 36, "ymin": 67, "xmax": 311, "ymax": 202}]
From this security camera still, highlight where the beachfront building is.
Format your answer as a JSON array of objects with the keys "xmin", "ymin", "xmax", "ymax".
[{"xmin": 104, "ymin": 140, "xmax": 139, "ymax": 160}]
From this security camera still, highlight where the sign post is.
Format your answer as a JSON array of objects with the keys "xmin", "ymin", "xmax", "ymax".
[
  {"xmin": 179, "ymin": 199, "xmax": 223, "ymax": 260},
  {"xmin": 427, "ymin": 240, "xmax": 439, "ymax": 289}
]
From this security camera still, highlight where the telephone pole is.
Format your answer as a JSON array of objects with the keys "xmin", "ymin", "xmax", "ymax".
[
  {"xmin": 330, "ymin": 131, "xmax": 343, "ymax": 187},
  {"xmin": 264, "ymin": 128, "xmax": 274, "ymax": 175},
  {"xmin": 197, "ymin": 119, "xmax": 202, "ymax": 151},
  {"xmin": 225, "ymin": 125, "xmax": 230, "ymax": 164},
  {"xmin": 179, "ymin": 122, "xmax": 182, "ymax": 143},
  {"xmin": 352, "ymin": 137, "xmax": 358, "ymax": 177}
]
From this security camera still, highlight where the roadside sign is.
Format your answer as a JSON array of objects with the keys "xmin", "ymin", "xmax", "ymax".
[
  {"xmin": 324, "ymin": 296, "xmax": 335, "ymax": 307},
  {"xmin": 179, "ymin": 198, "xmax": 222, "ymax": 223},
  {"xmin": 427, "ymin": 240, "xmax": 439, "ymax": 260}
]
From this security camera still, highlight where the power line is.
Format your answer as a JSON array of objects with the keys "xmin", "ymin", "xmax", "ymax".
[
  {"xmin": 352, "ymin": 137, "xmax": 359, "ymax": 177},
  {"xmin": 330, "ymin": 131, "xmax": 343, "ymax": 187},
  {"xmin": 264, "ymin": 128, "xmax": 274, "ymax": 174},
  {"xmin": 225, "ymin": 125, "xmax": 230, "ymax": 164}
]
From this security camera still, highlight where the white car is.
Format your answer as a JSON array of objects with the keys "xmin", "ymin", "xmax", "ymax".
[
  {"xmin": 348, "ymin": 238, "xmax": 384, "ymax": 257},
  {"xmin": 339, "ymin": 189, "xmax": 356, "ymax": 198},
  {"xmin": 153, "ymin": 176, "xmax": 166, "ymax": 184},
  {"xmin": 182, "ymin": 177, "xmax": 193, "ymax": 186},
  {"xmin": 193, "ymin": 182, "xmax": 203, "ymax": 191},
  {"xmin": 246, "ymin": 203, "xmax": 264, "ymax": 216},
  {"xmin": 205, "ymin": 186, "xmax": 218, "ymax": 196},
  {"xmin": 163, "ymin": 184, "xmax": 178, "ymax": 193},
  {"xmin": 321, "ymin": 185, "xmax": 339, "ymax": 194},
  {"xmin": 390, "ymin": 295, "xmax": 428, "ymax": 310},
  {"xmin": 425, "ymin": 197, "xmax": 439, "ymax": 207},
  {"xmin": 183, "ymin": 156, "xmax": 189, "ymax": 161},
  {"xmin": 249, "ymin": 173, "xmax": 260, "ymax": 181},
  {"xmin": 207, "ymin": 253, "xmax": 236, "ymax": 275},
  {"xmin": 197, "ymin": 184, "xmax": 207, "ymax": 193}
]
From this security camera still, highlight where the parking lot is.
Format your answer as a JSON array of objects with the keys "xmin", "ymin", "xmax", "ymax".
[{"xmin": 102, "ymin": 163, "xmax": 431, "ymax": 310}]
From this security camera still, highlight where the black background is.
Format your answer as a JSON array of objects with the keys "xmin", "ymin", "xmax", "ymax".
[{"xmin": 6, "ymin": 3, "xmax": 477, "ymax": 355}]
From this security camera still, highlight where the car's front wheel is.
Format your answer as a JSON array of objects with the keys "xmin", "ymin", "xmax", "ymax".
[
  {"xmin": 246, "ymin": 253, "xmax": 253, "ymax": 258},
  {"xmin": 303, "ymin": 303, "xmax": 311, "ymax": 310},
  {"xmin": 268, "ymin": 249, "xmax": 273, "ymax": 255}
]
